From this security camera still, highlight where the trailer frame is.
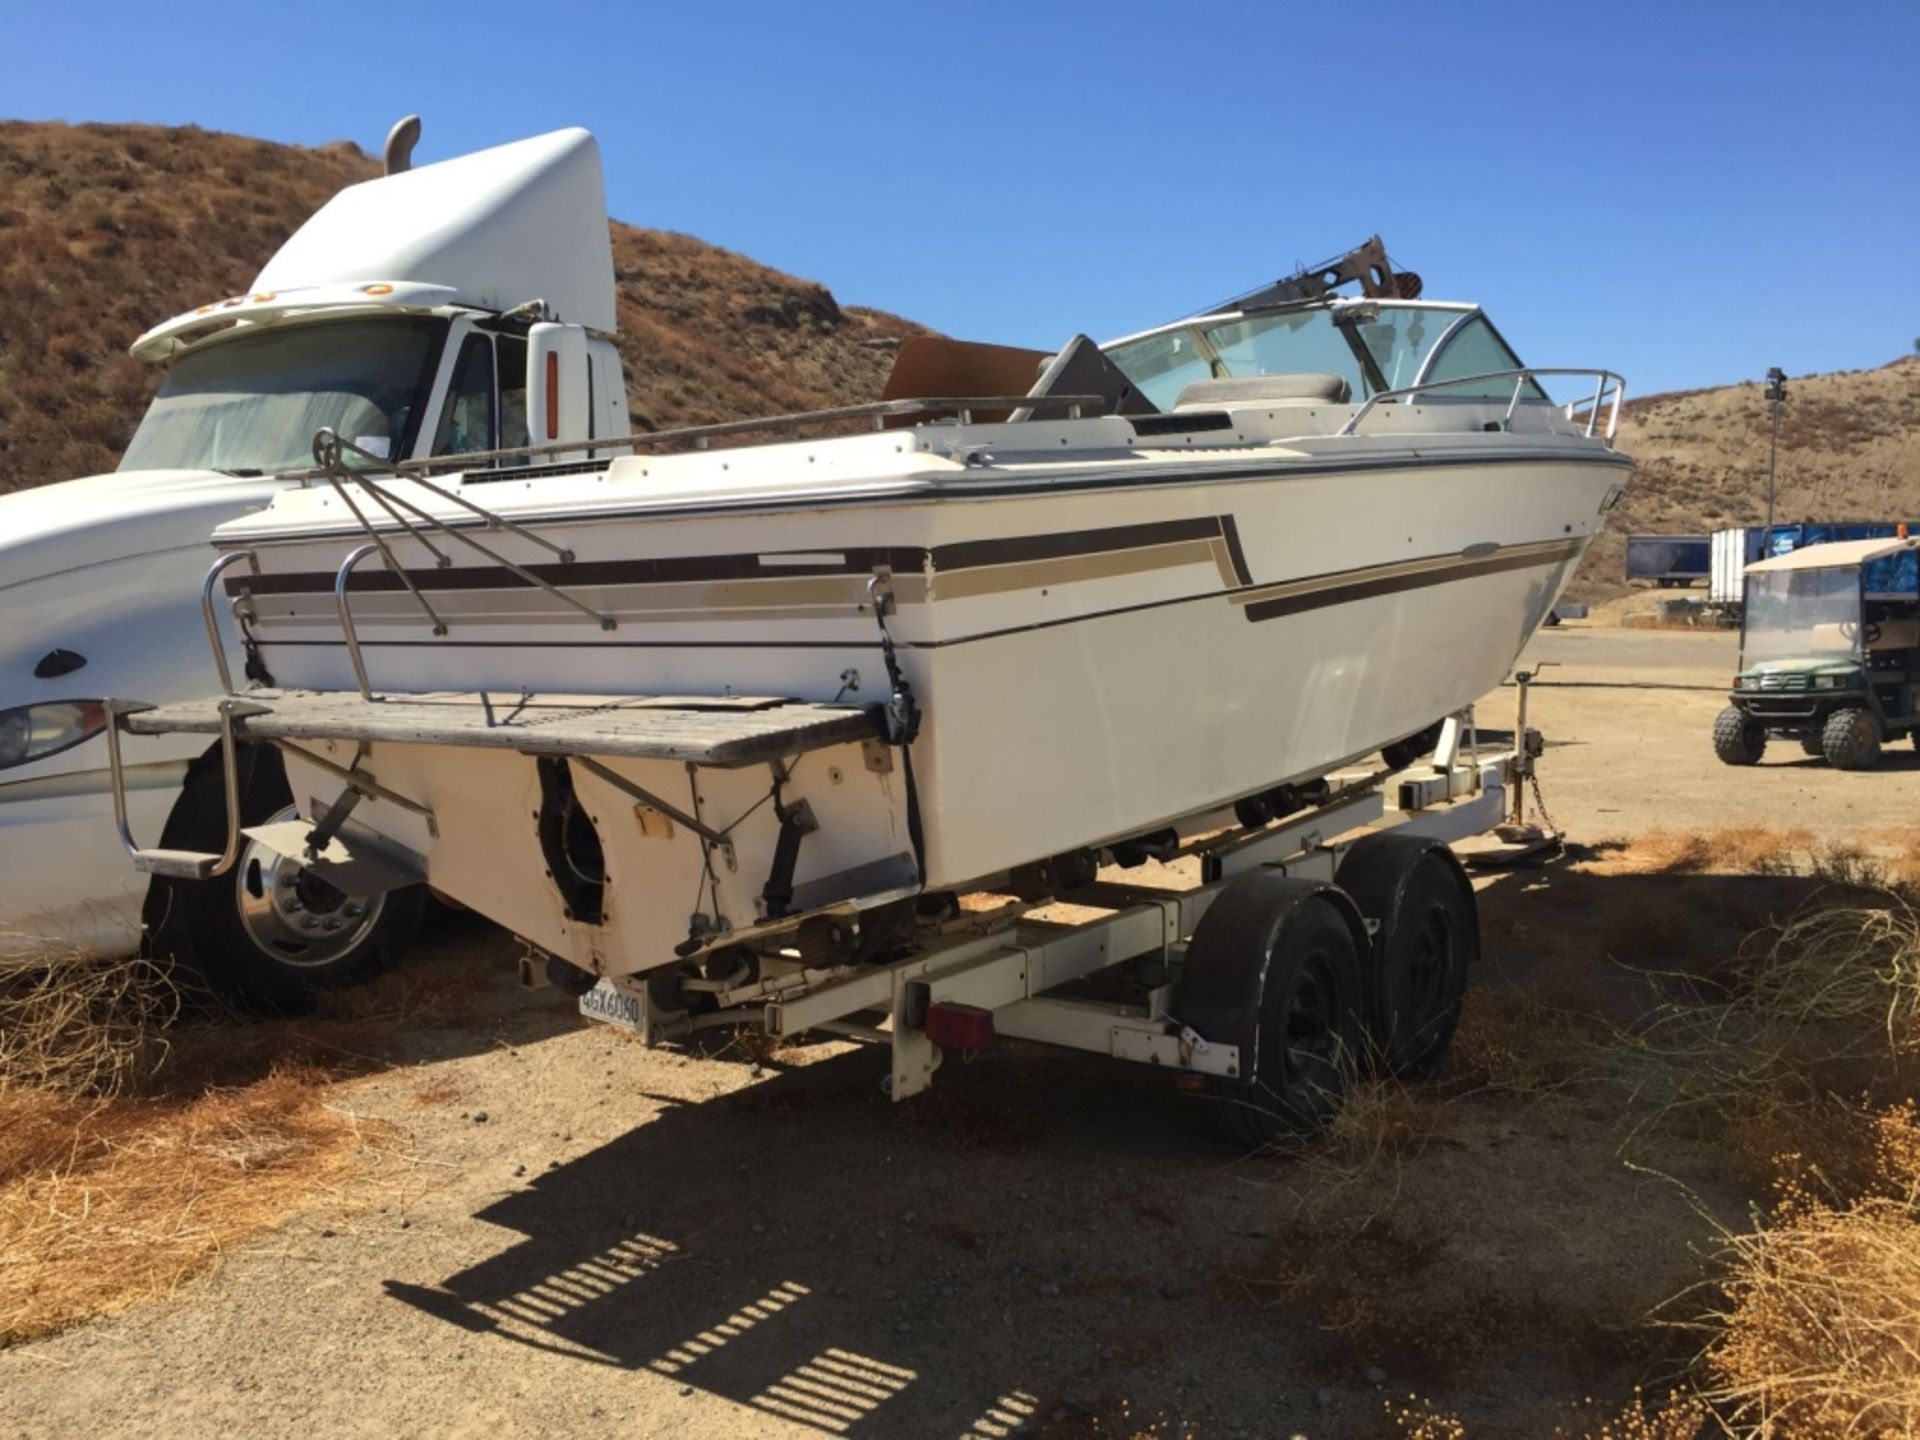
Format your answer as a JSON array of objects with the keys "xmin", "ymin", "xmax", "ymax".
[{"xmin": 574, "ymin": 708, "xmax": 1532, "ymax": 1103}]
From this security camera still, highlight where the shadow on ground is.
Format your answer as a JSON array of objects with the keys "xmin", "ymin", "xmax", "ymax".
[{"xmin": 386, "ymin": 1045, "xmax": 1219, "ymax": 1436}]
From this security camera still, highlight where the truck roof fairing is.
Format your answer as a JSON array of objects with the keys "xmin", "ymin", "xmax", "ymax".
[{"xmin": 130, "ymin": 128, "xmax": 617, "ymax": 362}]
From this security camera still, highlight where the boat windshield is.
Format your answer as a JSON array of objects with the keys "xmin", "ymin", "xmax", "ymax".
[
  {"xmin": 1742, "ymin": 568, "xmax": 1864, "ymax": 666},
  {"xmin": 1104, "ymin": 303, "xmax": 1543, "ymax": 412},
  {"xmin": 120, "ymin": 317, "xmax": 447, "ymax": 474}
]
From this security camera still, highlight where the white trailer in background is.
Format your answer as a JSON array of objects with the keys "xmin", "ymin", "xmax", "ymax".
[{"xmin": 1710, "ymin": 527, "xmax": 1758, "ymax": 614}]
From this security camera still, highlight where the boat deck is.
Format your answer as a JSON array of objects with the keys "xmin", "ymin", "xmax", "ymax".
[{"xmin": 121, "ymin": 689, "xmax": 877, "ymax": 767}]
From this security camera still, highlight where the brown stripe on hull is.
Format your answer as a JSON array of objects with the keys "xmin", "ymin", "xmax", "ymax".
[
  {"xmin": 229, "ymin": 517, "xmax": 1232, "ymax": 599},
  {"xmin": 1240, "ymin": 537, "xmax": 1586, "ymax": 623}
]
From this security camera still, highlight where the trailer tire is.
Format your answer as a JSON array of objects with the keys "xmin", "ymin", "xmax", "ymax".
[
  {"xmin": 1821, "ymin": 707, "xmax": 1881, "ymax": 770},
  {"xmin": 1712, "ymin": 706, "xmax": 1766, "ymax": 766},
  {"xmin": 146, "ymin": 743, "xmax": 425, "ymax": 1013},
  {"xmin": 1181, "ymin": 873, "xmax": 1365, "ymax": 1147},
  {"xmin": 1336, "ymin": 835, "xmax": 1477, "ymax": 1077}
]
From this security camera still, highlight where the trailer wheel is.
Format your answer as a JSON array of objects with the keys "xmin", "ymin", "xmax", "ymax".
[
  {"xmin": 146, "ymin": 743, "xmax": 425, "ymax": 1013},
  {"xmin": 1712, "ymin": 706, "xmax": 1766, "ymax": 766},
  {"xmin": 1821, "ymin": 707, "xmax": 1881, "ymax": 770},
  {"xmin": 1181, "ymin": 873, "xmax": 1365, "ymax": 1146},
  {"xmin": 1336, "ymin": 835, "xmax": 1477, "ymax": 1077}
]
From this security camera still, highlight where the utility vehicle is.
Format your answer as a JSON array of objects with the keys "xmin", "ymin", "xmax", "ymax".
[{"xmin": 1714, "ymin": 536, "xmax": 1920, "ymax": 770}]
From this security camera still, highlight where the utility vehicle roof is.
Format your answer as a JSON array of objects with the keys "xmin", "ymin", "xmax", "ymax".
[{"xmin": 1746, "ymin": 536, "xmax": 1920, "ymax": 573}]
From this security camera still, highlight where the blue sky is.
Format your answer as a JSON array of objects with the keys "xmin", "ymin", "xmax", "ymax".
[{"xmin": 10, "ymin": 1, "xmax": 1918, "ymax": 397}]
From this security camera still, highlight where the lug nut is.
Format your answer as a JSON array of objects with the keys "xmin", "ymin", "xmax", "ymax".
[
  {"xmin": 299, "ymin": 915, "xmax": 319, "ymax": 930},
  {"xmin": 342, "ymin": 903, "xmax": 364, "ymax": 919}
]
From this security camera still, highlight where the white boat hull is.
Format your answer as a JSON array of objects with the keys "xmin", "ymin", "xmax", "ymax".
[{"xmin": 215, "ymin": 424, "xmax": 1622, "ymax": 974}]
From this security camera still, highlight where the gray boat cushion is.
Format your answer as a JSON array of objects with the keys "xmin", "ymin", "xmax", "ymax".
[{"xmin": 1173, "ymin": 373, "xmax": 1352, "ymax": 409}]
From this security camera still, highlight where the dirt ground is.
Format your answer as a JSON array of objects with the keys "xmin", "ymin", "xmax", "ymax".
[{"xmin": 1, "ymin": 627, "xmax": 1906, "ymax": 1440}]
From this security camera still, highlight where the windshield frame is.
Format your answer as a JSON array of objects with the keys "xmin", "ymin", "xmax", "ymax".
[
  {"xmin": 1739, "ymin": 565, "xmax": 1867, "ymax": 669},
  {"xmin": 1101, "ymin": 299, "xmax": 1480, "ymax": 412},
  {"xmin": 120, "ymin": 313, "xmax": 450, "ymax": 476}
]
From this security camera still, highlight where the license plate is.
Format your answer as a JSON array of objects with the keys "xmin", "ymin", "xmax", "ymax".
[{"xmin": 579, "ymin": 978, "xmax": 647, "ymax": 1035}]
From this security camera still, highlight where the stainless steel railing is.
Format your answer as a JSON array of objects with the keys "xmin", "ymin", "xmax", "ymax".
[{"xmin": 1336, "ymin": 368, "xmax": 1627, "ymax": 444}]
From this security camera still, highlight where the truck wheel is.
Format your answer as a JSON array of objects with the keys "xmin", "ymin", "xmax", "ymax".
[
  {"xmin": 1798, "ymin": 732, "xmax": 1826, "ymax": 757},
  {"xmin": 148, "ymin": 744, "xmax": 426, "ymax": 1012},
  {"xmin": 1183, "ymin": 875, "xmax": 1364, "ymax": 1146},
  {"xmin": 1381, "ymin": 720, "xmax": 1446, "ymax": 771},
  {"xmin": 1820, "ymin": 708, "xmax": 1882, "ymax": 770},
  {"xmin": 1337, "ymin": 836, "xmax": 1477, "ymax": 1077},
  {"xmin": 1712, "ymin": 706, "xmax": 1766, "ymax": 766}
]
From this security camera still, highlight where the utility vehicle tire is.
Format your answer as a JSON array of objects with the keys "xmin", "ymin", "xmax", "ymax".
[
  {"xmin": 147, "ymin": 743, "xmax": 426, "ymax": 1013},
  {"xmin": 1188, "ymin": 881, "xmax": 1364, "ymax": 1147},
  {"xmin": 1712, "ymin": 706, "xmax": 1766, "ymax": 766},
  {"xmin": 1337, "ymin": 838, "xmax": 1478, "ymax": 1078},
  {"xmin": 1798, "ymin": 732, "xmax": 1826, "ymax": 757},
  {"xmin": 1821, "ymin": 707, "xmax": 1882, "ymax": 771},
  {"xmin": 1381, "ymin": 720, "xmax": 1446, "ymax": 771}
]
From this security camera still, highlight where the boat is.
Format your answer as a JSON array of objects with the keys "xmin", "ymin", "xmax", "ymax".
[{"xmin": 106, "ymin": 134, "xmax": 1626, "ymax": 994}]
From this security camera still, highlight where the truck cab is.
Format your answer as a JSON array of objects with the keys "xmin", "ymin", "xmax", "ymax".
[
  {"xmin": 0, "ymin": 124, "xmax": 629, "ymax": 1005},
  {"xmin": 1713, "ymin": 536, "xmax": 1920, "ymax": 771}
]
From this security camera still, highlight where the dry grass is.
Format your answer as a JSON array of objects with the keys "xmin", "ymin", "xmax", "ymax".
[
  {"xmin": 0, "ymin": 1068, "xmax": 378, "ymax": 1345},
  {"xmin": 0, "ymin": 942, "xmax": 415, "ymax": 1347},
  {"xmin": 1694, "ymin": 1104, "xmax": 1920, "ymax": 1438},
  {"xmin": 1386, "ymin": 1390, "xmax": 1712, "ymax": 1439},
  {"xmin": 0, "ymin": 936, "xmax": 178, "ymax": 1095},
  {"xmin": 1258, "ymin": 836, "xmax": 1920, "ymax": 1434}
]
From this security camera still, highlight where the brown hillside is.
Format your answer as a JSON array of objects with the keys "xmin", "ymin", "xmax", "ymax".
[
  {"xmin": 0, "ymin": 121, "xmax": 923, "ymax": 491},
  {"xmin": 1570, "ymin": 357, "xmax": 1920, "ymax": 603}
]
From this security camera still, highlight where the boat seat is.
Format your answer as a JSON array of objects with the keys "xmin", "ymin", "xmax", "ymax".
[{"xmin": 1173, "ymin": 374, "xmax": 1352, "ymax": 409}]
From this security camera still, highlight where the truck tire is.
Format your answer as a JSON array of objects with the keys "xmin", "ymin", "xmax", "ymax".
[
  {"xmin": 1337, "ymin": 836, "xmax": 1477, "ymax": 1077},
  {"xmin": 1712, "ymin": 706, "xmax": 1766, "ymax": 766},
  {"xmin": 147, "ymin": 743, "xmax": 425, "ymax": 1012},
  {"xmin": 1183, "ymin": 875, "xmax": 1364, "ymax": 1146},
  {"xmin": 1798, "ymin": 732, "xmax": 1826, "ymax": 757},
  {"xmin": 1820, "ymin": 707, "xmax": 1881, "ymax": 771}
]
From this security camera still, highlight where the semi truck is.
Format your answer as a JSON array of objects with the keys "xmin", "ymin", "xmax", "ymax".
[
  {"xmin": 1625, "ymin": 533, "xmax": 1709, "ymax": 587},
  {"xmin": 0, "ymin": 120, "xmax": 634, "ymax": 1006}
]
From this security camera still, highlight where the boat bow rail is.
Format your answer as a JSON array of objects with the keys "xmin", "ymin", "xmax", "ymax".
[{"xmin": 1337, "ymin": 367, "xmax": 1627, "ymax": 443}]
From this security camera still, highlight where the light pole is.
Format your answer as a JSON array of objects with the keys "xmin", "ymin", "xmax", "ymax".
[{"xmin": 1764, "ymin": 366, "xmax": 1788, "ymax": 537}]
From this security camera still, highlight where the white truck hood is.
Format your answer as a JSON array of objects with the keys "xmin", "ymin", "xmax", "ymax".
[{"xmin": 0, "ymin": 469, "xmax": 287, "ymax": 591}]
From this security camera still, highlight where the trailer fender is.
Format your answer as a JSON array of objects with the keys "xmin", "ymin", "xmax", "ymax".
[{"xmin": 1178, "ymin": 870, "xmax": 1369, "ymax": 1084}]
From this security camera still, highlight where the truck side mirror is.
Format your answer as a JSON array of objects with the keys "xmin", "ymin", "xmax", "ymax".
[{"xmin": 527, "ymin": 322, "xmax": 591, "ymax": 463}]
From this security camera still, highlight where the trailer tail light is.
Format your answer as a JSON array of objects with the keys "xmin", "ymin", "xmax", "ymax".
[
  {"xmin": 924, "ymin": 1002, "xmax": 994, "ymax": 1052},
  {"xmin": 545, "ymin": 351, "xmax": 559, "ymax": 439}
]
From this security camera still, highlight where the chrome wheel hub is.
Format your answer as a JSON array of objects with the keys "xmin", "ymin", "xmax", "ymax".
[{"xmin": 234, "ymin": 806, "xmax": 385, "ymax": 967}]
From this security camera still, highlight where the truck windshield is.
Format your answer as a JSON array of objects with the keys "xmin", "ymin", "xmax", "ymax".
[
  {"xmin": 1742, "ymin": 568, "xmax": 1864, "ymax": 665},
  {"xmin": 120, "ymin": 317, "xmax": 446, "ymax": 474}
]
